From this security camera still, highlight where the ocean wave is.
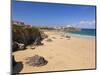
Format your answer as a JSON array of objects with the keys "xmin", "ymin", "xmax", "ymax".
[{"xmin": 65, "ymin": 33, "xmax": 95, "ymax": 38}]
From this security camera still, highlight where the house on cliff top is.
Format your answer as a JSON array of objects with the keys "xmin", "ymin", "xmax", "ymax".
[{"xmin": 12, "ymin": 21, "xmax": 25, "ymax": 26}]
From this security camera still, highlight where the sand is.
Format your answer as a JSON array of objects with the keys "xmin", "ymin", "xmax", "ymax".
[{"xmin": 12, "ymin": 31, "xmax": 96, "ymax": 73}]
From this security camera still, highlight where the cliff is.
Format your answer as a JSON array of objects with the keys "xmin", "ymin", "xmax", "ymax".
[{"xmin": 12, "ymin": 24, "xmax": 45, "ymax": 52}]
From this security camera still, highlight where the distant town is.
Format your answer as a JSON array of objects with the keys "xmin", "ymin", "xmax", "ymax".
[{"xmin": 12, "ymin": 21, "xmax": 81, "ymax": 32}]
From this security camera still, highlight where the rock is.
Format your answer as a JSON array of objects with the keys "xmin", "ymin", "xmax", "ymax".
[
  {"xmin": 12, "ymin": 55, "xmax": 17, "ymax": 67},
  {"xmin": 12, "ymin": 42, "xmax": 19, "ymax": 52},
  {"xmin": 12, "ymin": 41, "xmax": 25, "ymax": 51},
  {"xmin": 12, "ymin": 55, "xmax": 23, "ymax": 74},
  {"xmin": 34, "ymin": 37, "xmax": 42, "ymax": 45},
  {"xmin": 33, "ymin": 36, "xmax": 44, "ymax": 46},
  {"xmin": 25, "ymin": 55, "xmax": 48, "ymax": 67},
  {"xmin": 12, "ymin": 25, "xmax": 44, "ymax": 51},
  {"xmin": 40, "ymin": 31, "xmax": 48, "ymax": 39},
  {"xmin": 33, "ymin": 55, "xmax": 46, "ymax": 66},
  {"xmin": 52, "ymin": 37, "xmax": 56, "ymax": 39},
  {"xmin": 18, "ymin": 43, "xmax": 25, "ymax": 50},
  {"xmin": 46, "ymin": 38, "xmax": 53, "ymax": 42},
  {"xmin": 66, "ymin": 35, "xmax": 71, "ymax": 40}
]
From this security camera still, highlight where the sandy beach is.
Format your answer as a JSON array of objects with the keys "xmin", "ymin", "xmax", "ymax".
[{"xmin": 12, "ymin": 30, "xmax": 96, "ymax": 73}]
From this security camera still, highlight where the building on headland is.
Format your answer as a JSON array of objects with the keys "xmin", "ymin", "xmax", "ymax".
[
  {"xmin": 53, "ymin": 25, "xmax": 81, "ymax": 32},
  {"xmin": 12, "ymin": 21, "xmax": 34, "ymax": 28},
  {"xmin": 25, "ymin": 25, "xmax": 33, "ymax": 28},
  {"xmin": 12, "ymin": 21, "xmax": 25, "ymax": 26},
  {"xmin": 54, "ymin": 26, "xmax": 62, "ymax": 30}
]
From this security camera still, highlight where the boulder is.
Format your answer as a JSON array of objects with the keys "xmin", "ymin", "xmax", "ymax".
[
  {"xmin": 18, "ymin": 43, "xmax": 25, "ymax": 50},
  {"xmin": 12, "ymin": 41, "xmax": 25, "ymax": 52},
  {"xmin": 33, "ymin": 55, "xmax": 47, "ymax": 66},
  {"xmin": 12, "ymin": 42, "xmax": 19, "ymax": 52},
  {"xmin": 40, "ymin": 31, "xmax": 48, "ymax": 39},
  {"xmin": 25, "ymin": 55, "xmax": 48, "ymax": 67},
  {"xmin": 66, "ymin": 35, "xmax": 71, "ymax": 40},
  {"xmin": 12, "ymin": 55, "xmax": 23, "ymax": 74}
]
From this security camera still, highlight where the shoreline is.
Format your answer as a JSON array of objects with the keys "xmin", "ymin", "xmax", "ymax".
[{"xmin": 64, "ymin": 33, "xmax": 95, "ymax": 38}]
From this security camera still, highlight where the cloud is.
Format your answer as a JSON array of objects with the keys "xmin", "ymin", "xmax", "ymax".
[
  {"xmin": 79, "ymin": 20, "xmax": 95, "ymax": 25},
  {"xmin": 75, "ymin": 20, "xmax": 96, "ymax": 29}
]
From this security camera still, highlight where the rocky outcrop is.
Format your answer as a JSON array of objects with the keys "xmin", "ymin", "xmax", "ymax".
[
  {"xmin": 25, "ymin": 55, "xmax": 48, "ymax": 67},
  {"xmin": 18, "ymin": 43, "xmax": 25, "ymax": 50},
  {"xmin": 40, "ymin": 31, "xmax": 48, "ymax": 39},
  {"xmin": 12, "ymin": 42, "xmax": 25, "ymax": 52},
  {"xmin": 12, "ymin": 25, "xmax": 45, "ymax": 52}
]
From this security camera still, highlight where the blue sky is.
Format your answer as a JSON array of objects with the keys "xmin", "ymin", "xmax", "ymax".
[{"xmin": 12, "ymin": 1, "xmax": 96, "ymax": 29}]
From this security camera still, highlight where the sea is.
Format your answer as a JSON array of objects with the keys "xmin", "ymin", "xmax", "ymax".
[{"xmin": 65, "ymin": 29, "xmax": 96, "ymax": 38}]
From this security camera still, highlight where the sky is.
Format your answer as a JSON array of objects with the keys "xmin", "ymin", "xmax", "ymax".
[{"xmin": 12, "ymin": 1, "xmax": 96, "ymax": 29}]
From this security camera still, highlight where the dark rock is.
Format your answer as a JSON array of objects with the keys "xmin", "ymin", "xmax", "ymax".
[
  {"xmin": 12, "ymin": 42, "xmax": 19, "ymax": 52},
  {"xmin": 12, "ymin": 25, "xmax": 44, "ymax": 51},
  {"xmin": 17, "ymin": 43, "xmax": 25, "ymax": 50},
  {"xmin": 33, "ymin": 55, "xmax": 46, "ymax": 66},
  {"xmin": 12, "ymin": 55, "xmax": 17, "ymax": 67},
  {"xmin": 12, "ymin": 55, "xmax": 23, "ymax": 74},
  {"xmin": 33, "ymin": 36, "xmax": 42, "ymax": 45},
  {"xmin": 12, "ymin": 42, "xmax": 25, "ymax": 52},
  {"xmin": 66, "ymin": 35, "xmax": 71, "ymax": 40},
  {"xmin": 25, "ymin": 55, "xmax": 48, "ymax": 67}
]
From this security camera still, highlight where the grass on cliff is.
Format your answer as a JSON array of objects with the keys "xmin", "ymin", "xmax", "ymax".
[{"xmin": 12, "ymin": 24, "xmax": 39, "ymax": 33}]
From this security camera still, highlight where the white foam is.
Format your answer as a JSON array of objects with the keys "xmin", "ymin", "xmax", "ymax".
[{"xmin": 65, "ymin": 33, "xmax": 95, "ymax": 38}]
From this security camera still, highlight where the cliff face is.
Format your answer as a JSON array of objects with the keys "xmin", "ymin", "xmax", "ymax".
[{"xmin": 12, "ymin": 25, "xmax": 44, "ymax": 52}]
